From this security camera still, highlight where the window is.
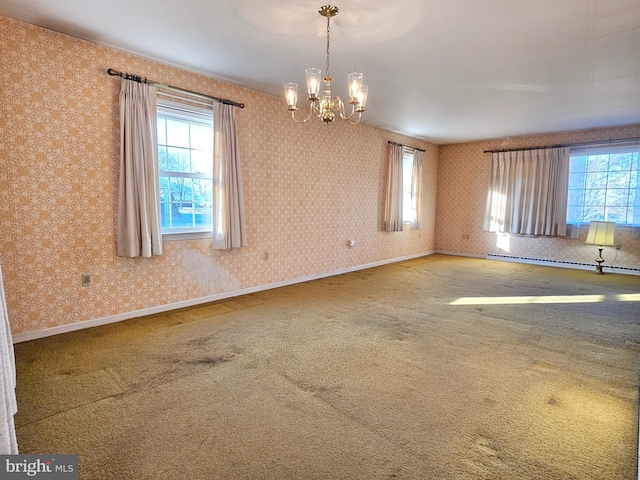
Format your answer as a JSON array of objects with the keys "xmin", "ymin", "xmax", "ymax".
[
  {"xmin": 402, "ymin": 149, "xmax": 416, "ymax": 223},
  {"xmin": 567, "ymin": 142, "xmax": 639, "ymax": 225},
  {"xmin": 157, "ymin": 100, "xmax": 213, "ymax": 235}
]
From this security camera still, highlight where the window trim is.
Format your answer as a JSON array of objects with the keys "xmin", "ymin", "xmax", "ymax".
[{"xmin": 157, "ymin": 98, "xmax": 214, "ymax": 238}]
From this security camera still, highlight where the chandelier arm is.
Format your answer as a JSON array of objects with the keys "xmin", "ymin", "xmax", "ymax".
[
  {"xmin": 336, "ymin": 98, "xmax": 359, "ymax": 122},
  {"xmin": 343, "ymin": 113, "xmax": 362, "ymax": 125},
  {"xmin": 315, "ymin": 99, "xmax": 325, "ymax": 119},
  {"xmin": 290, "ymin": 101, "xmax": 316, "ymax": 123}
]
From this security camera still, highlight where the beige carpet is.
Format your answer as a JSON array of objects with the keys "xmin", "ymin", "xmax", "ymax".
[{"xmin": 13, "ymin": 255, "xmax": 640, "ymax": 479}]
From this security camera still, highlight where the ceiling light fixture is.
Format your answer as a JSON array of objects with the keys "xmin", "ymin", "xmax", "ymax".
[{"xmin": 284, "ymin": 5, "xmax": 368, "ymax": 125}]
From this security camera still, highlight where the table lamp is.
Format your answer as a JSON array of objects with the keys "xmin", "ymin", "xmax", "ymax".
[{"xmin": 585, "ymin": 221, "xmax": 615, "ymax": 274}]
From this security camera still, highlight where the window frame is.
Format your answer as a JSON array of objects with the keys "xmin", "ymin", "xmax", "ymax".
[
  {"xmin": 566, "ymin": 142, "xmax": 639, "ymax": 226},
  {"xmin": 156, "ymin": 99, "xmax": 214, "ymax": 240},
  {"xmin": 402, "ymin": 148, "xmax": 416, "ymax": 224}
]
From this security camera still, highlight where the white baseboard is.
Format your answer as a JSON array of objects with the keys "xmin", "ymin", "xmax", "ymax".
[{"xmin": 12, "ymin": 251, "xmax": 435, "ymax": 344}]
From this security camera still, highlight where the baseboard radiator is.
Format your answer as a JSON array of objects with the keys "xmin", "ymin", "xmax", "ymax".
[{"xmin": 486, "ymin": 253, "xmax": 640, "ymax": 276}]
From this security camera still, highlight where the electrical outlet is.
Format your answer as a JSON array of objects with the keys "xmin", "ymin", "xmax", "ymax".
[
  {"xmin": 81, "ymin": 273, "xmax": 92, "ymax": 287},
  {"xmin": 264, "ymin": 251, "xmax": 269, "ymax": 261},
  {"xmin": 462, "ymin": 234, "xmax": 470, "ymax": 240}
]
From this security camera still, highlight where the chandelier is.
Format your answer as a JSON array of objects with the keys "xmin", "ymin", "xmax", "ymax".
[{"xmin": 284, "ymin": 5, "xmax": 368, "ymax": 125}]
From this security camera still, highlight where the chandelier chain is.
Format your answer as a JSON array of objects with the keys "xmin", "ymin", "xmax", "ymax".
[{"xmin": 325, "ymin": 15, "xmax": 331, "ymax": 79}]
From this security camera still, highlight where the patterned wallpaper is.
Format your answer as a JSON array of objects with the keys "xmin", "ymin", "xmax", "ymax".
[
  {"xmin": 436, "ymin": 124, "xmax": 640, "ymax": 268},
  {"xmin": 0, "ymin": 17, "xmax": 437, "ymax": 336}
]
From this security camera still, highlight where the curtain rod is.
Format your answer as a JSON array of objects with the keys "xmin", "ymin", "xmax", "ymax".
[
  {"xmin": 107, "ymin": 68, "xmax": 245, "ymax": 109},
  {"xmin": 388, "ymin": 140, "xmax": 426, "ymax": 152},
  {"xmin": 483, "ymin": 136, "xmax": 640, "ymax": 154}
]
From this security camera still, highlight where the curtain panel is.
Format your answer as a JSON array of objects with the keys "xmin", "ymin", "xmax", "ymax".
[
  {"xmin": 1, "ymin": 259, "xmax": 18, "ymax": 454},
  {"xmin": 116, "ymin": 79, "xmax": 163, "ymax": 258},
  {"xmin": 383, "ymin": 143, "xmax": 405, "ymax": 232},
  {"xmin": 410, "ymin": 149, "xmax": 424, "ymax": 230},
  {"xmin": 483, "ymin": 147, "xmax": 570, "ymax": 236},
  {"xmin": 213, "ymin": 102, "xmax": 247, "ymax": 250}
]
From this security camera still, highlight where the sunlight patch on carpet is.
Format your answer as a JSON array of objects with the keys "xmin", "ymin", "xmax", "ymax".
[{"xmin": 450, "ymin": 295, "xmax": 606, "ymax": 305}]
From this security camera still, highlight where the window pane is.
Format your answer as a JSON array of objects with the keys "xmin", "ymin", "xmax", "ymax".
[
  {"xmin": 192, "ymin": 150, "xmax": 213, "ymax": 175},
  {"xmin": 568, "ymin": 172, "xmax": 586, "ymax": 190},
  {"xmin": 569, "ymin": 156, "xmax": 587, "ymax": 172},
  {"xmin": 166, "ymin": 147, "xmax": 190, "ymax": 172},
  {"xmin": 190, "ymin": 123, "xmax": 212, "ymax": 151},
  {"xmin": 157, "ymin": 118, "xmax": 166, "ymax": 145},
  {"xmin": 195, "ymin": 211, "xmax": 212, "ymax": 228},
  {"xmin": 585, "ymin": 172, "xmax": 608, "ymax": 189},
  {"xmin": 159, "ymin": 178, "xmax": 172, "ymax": 228},
  {"xmin": 158, "ymin": 146, "xmax": 168, "ymax": 170},
  {"xmin": 192, "ymin": 178, "xmax": 212, "ymax": 205},
  {"xmin": 166, "ymin": 119, "xmax": 190, "ymax": 148},
  {"xmin": 567, "ymin": 189, "xmax": 583, "ymax": 205},
  {"xmin": 181, "ymin": 178, "xmax": 194, "ymax": 202},
  {"xmin": 174, "ymin": 202, "xmax": 195, "ymax": 228},
  {"xmin": 587, "ymin": 156, "xmax": 609, "ymax": 173},
  {"xmin": 606, "ymin": 188, "xmax": 629, "ymax": 207},
  {"xmin": 605, "ymin": 207, "xmax": 628, "ymax": 223},
  {"xmin": 583, "ymin": 189, "xmax": 606, "ymax": 205},
  {"xmin": 609, "ymin": 153, "xmax": 633, "ymax": 172},
  {"xmin": 169, "ymin": 177, "xmax": 191, "ymax": 202},
  {"xmin": 582, "ymin": 206, "xmax": 605, "ymax": 222},
  {"xmin": 607, "ymin": 168, "xmax": 629, "ymax": 188},
  {"xmin": 566, "ymin": 205, "xmax": 582, "ymax": 223}
]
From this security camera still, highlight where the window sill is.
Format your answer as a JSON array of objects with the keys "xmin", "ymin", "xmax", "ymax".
[
  {"xmin": 569, "ymin": 223, "xmax": 635, "ymax": 229},
  {"xmin": 162, "ymin": 231, "xmax": 213, "ymax": 241}
]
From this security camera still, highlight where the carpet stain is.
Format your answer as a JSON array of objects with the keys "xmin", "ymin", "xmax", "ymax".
[
  {"xmin": 186, "ymin": 355, "xmax": 233, "ymax": 366},
  {"xmin": 187, "ymin": 335, "xmax": 217, "ymax": 346},
  {"xmin": 475, "ymin": 436, "xmax": 499, "ymax": 457}
]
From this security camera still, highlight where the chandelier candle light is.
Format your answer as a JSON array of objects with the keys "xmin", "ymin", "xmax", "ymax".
[{"xmin": 284, "ymin": 5, "xmax": 368, "ymax": 125}]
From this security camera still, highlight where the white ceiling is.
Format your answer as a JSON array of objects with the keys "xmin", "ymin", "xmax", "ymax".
[{"xmin": 2, "ymin": 0, "xmax": 640, "ymax": 144}]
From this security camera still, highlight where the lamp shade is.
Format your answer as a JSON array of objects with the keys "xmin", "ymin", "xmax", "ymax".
[
  {"xmin": 305, "ymin": 68, "xmax": 321, "ymax": 98},
  {"xmin": 284, "ymin": 83, "xmax": 298, "ymax": 109},
  {"xmin": 347, "ymin": 72, "xmax": 363, "ymax": 101},
  {"xmin": 356, "ymin": 85, "xmax": 368, "ymax": 111},
  {"xmin": 585, "ymin": 221, "xmax": 615, "ymax": 246}
]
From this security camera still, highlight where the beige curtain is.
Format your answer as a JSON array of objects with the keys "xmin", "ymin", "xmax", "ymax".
[
  {"xmin": 0, "ymin": 259, "xmax": 18, "ymax": 454},
  {"xmin": 410, "ymin": 149, "xmax": 424, "ymax": 230},
  {"xmin": 116, "ymin": 79, "xmax": 162, "ymax": 257},
  {"xmin": 384, "ymin": 143, "xmax": 404, "ymax": 232},
  {"xmin": 483, "ymin": 147, "xmax": 570, "ymax": 236},
  {"xmin": 213, "ymin": 102, "xmax": 247, "ymax": 250}
]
